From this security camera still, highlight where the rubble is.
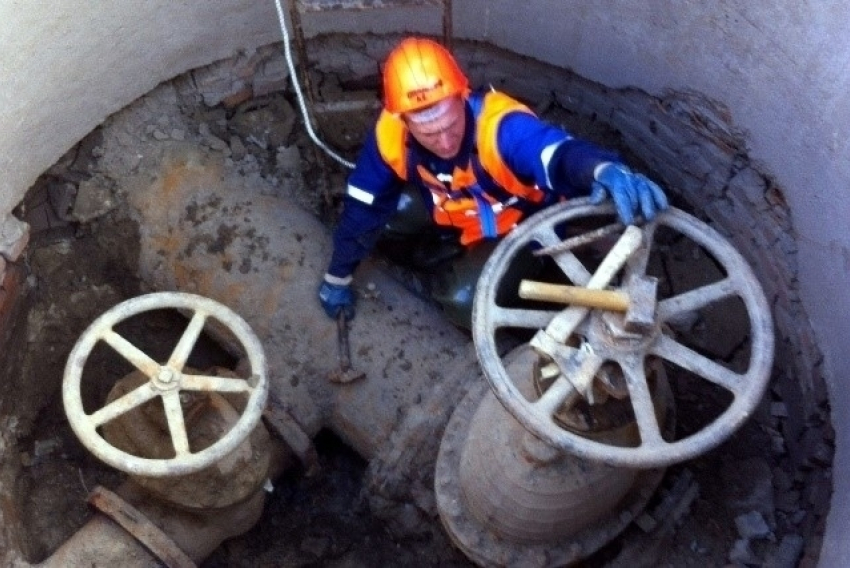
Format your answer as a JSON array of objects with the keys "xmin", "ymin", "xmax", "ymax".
[
  {"xmin": 0, "ymin": 213, "xmax": 29, "ymax": 262},
  {"xmin": 734, "ymin": 511, "xmax": 773, "ymax": 540},
  {"xmin": 729, "ymin": 538, "xmax": 760, "ymax": 565},
  {"xmin": 71, "ymin": 174, "xmax": 117, "ymax": 223},
  {"xmin": 764, "ymin": 534, "xmax": 805, "ymax": 568}
]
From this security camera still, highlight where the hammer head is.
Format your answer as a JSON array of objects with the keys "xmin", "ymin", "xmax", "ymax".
[{"xmin": 624, "ymin": 275, "xmax": 658, "ymax": 333}]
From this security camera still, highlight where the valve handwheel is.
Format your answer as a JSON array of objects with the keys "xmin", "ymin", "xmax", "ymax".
[
  {"xmin": 63, "ymin": 292, "xmax": 268, "ymax": 477},
  {"xmin": 472, "ymin": 199, "xmax": 775, "ymax": 468}
]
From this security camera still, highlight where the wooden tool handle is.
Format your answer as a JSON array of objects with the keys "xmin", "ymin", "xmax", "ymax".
[{"xmin": 518, "ymin": 280, "xmax": 630, "ymax": 311}]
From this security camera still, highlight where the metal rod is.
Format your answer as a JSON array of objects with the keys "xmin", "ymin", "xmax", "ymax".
[{"xmin": 533, "ymin": 222, "xmax": 624, "ymax": 257}]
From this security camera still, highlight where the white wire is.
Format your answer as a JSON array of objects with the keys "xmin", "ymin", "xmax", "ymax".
[{"xmin": 273, "ymin": 0, "xmax": 356, "ymax": 170}]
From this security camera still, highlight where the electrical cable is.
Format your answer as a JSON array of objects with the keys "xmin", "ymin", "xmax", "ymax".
[{"xmin": 272, "ymin": 0, "xmax": 356, "ymax": 170}]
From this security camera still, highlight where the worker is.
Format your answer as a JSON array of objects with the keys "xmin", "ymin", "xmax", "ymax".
[{"xmin": 318, "ymin": 37, "xmax": 668, "ymax": 329}]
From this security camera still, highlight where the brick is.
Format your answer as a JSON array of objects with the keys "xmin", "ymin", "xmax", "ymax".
[
  {"xmin": 221, "ymin": 85, "xmax": 253, "ymax": 109},
  {"xmin": 765, "ymin": 185, "xmax": 793, "ymax": 231},
  {"xmin": 775, "ymin": 229, "xmax": 799, "ymax": 259},
  {"xmin": 554, "ymin": 80, "xmax": 617, "ymax": 122},
  {"xmin": 0, "ymin": 264, "xmax": 24, "ymax": 348},
  {"xmin": 734, "ymin": 511, "xmax": 772, "ymax": 540},
  {"xmin": 763, "ymin": 534, "xmax": 804, "ymax": 568},
  {"xmin": 681, "ymin": 142, "xmax": 722, "ymax": 180},
  {"xmin": 644, "ymin": 105, "xmax": 701, "ymax": 149},
  {"xmin": 233, "ymin": 48, "xmax": 262, "ymax": 80},
  {"xmin": 253, "ymin": 56, "xmax": 291, "ymax": 97},
  {"xmin": 704, "ymin": 200, "xmax": 750, "ymax": 252},
  {"xmin": 729, "ymin": 166, "xmax": 769, "ymax": 211},
  {"xmin": 795, "ymin": 344, "xmax": 824, "ymax": 403}
]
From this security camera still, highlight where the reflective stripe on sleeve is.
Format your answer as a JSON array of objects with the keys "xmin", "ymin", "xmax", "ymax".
[
  {"xmin": 541, "ymin": 139, "xmax": 569, "ymax": 189},
  {"xmin": 347, "ymin": 184, "xmax": 375, "ymax": 205},
  {"xmin": 593, "ymin": 161, "xmax": 617, "ymax": 180},
  {"xmin": 324, "ymin": 273, "xmax": 353, "ymax": 286}
]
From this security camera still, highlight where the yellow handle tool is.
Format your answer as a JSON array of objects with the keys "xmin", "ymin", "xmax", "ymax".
[{"xmin": 518, "ymin": 280, "xmax": 630, "ymax": 312}]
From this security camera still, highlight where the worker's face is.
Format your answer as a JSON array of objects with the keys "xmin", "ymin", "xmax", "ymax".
[{"xmin": 404, "ymin": 96, "xmax": 466, "ymax": 159}]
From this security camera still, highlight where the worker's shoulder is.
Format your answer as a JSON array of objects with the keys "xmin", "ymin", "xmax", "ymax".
[{"xmin": 472, "ymin": 89, "xmax": 532, "ymax": 119}]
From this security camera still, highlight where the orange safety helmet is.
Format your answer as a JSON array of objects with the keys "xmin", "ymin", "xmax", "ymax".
[{"xmin": 382, "ymin": 37, "xmax": 469, "ymax": 115}]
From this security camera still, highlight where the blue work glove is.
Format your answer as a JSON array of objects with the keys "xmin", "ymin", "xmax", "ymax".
[
  {"xmin": 590, "ymin": 163, "xmax": 669, "ymax": 225},
  {"xmin": 318, "ymin": 275, "xmax": 356, "ymax": 320}
]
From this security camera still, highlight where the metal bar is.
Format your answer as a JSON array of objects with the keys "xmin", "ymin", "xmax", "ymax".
[
  {"xmin": 297, "ymin": 0, "xmax": 442, "ymax": 12},
  {"xmin": 533, "ymin": 222, "xmax": 624, "ymax": 257},
  {"xmin": 288, "ymin": 0, "xmax": 317, "ymax": 111},
  {"xmin": 313, "ymin": 98, "xmax": 382, "ymax": 114},
  {"xmin": 287, "ymin": 0, "xmax": 335, "ymax": 207},
  {"xmin": 263, "ymin": 391, "xmax": 320, "ymax": 476},
  {"xmin": 88, "ymin": 486, "xmax": 197, "ymax": 568}
]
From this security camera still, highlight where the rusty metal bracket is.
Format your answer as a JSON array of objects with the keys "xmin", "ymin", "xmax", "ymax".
[
  {"xmin": 88, "ymin": 485, "xmax": 197, "ymax": 568},
  {"xmin": 263, "ymin": 391, "xmax": 320, "ymax": 476}
]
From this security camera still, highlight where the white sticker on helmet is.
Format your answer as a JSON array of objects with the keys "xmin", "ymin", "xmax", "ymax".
[{"xmin": 406, "ymin": 98, "xmax": 454, "ymax": 124}]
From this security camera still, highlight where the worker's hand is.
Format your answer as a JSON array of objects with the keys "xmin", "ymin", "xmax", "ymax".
[
  {"xmin": 318, "ymin": 275, "xmax": 356, "ymax": 320},
  {"xmin": 590, "ymin": 163, "xmax": 669, "ymax": 225}
]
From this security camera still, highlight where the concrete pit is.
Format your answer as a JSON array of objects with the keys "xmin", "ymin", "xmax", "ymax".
[{"xmin": 0, "ymin": 4, "xmax": 846, "ymax": 568}]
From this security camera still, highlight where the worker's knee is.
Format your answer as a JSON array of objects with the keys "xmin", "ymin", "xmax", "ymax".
[
  {"xmin": 430, "ymin": 241, "xmax": 542, "ymax": 330},
  {"xmin": 384, "ymin": 185, "xmax": 430, "ymax": 238}
]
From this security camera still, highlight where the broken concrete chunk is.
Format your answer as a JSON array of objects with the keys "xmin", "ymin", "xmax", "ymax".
[
  {"xmin": 729, "ymin": 538, "xmax": 760, "ymax": 565},
  {"xmin": 0, "ymin": 213, "xmax": 30, "ymax": 261},
  {"xmin": 763, "ymin": 534, "xmax": 804, "ymax": 568},
  {"xmin": 770, "ymin": 432, "xmax": 786, "ymax": 455},
  {"xmin": 230, "ymin": 136, "xmax": 247, "ymax": 160},
  {"xmin": 71, "ymin": 174, "xmax": 117, "ymax": 223},
  {"xmin": 276, "ymin": 145, "xmax": 302, "ymax": 174},
  {"xmin": 721, "ymin": 457, "xmax": 776, "ymax": 523},
  {"xmin": 206, "ymin": 136, "xmax": 230, "ymax": 153},
  {"xmin": 735, "ymin": 510, "xmax": 772, "ymax": 540},
  {"xmin": 253, "ymin": 56, "xmax": 291, "ymax": 97},
  {"xmin": 770, "ymin": 401, "xmax": 789, "ymax": 418},
  {"xmin": 809, "ymin": 440, "xmax": 834, "ymax": 467},
  {"xmin": 633, "ymin": 511, "xmax": 657, "ymax": 532},
  {"xmin": 774, "ymin": 489, "xmax": 801, "ymax": 513},
  {"xmin": 47, "ymin": 182, "xmax": 78, "ymax": 221},
  {"xmin": 229, "ymin": 98, "xmax": 296, "ymax": 148}
]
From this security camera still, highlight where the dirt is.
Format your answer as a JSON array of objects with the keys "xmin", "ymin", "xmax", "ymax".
[{"xmin": 5, "ymin": 40, "xmax": 829, "ymax": 567}]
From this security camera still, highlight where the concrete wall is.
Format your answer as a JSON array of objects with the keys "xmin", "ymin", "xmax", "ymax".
[{"xmin": 0, "ymin": 1, "xmax": 847, "ymax": 565}]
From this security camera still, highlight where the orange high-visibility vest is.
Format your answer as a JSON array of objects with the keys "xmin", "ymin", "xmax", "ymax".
[{"xmin": 375, "ymin": 91, "xmax": 548, "ymax": 246}]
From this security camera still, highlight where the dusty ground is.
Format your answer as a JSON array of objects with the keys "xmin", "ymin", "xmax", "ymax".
[{"xmin": 6, "ymin": 42, "xmax": 828, "ymax": 567}]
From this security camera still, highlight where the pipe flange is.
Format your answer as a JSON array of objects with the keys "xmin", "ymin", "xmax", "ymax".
[{"xmin": 435, "ymin": 378, "xmax": 665, "ymax": 566}]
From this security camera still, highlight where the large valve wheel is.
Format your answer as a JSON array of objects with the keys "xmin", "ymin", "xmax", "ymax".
[
  {"xmin": 473, "ymin": 199, "xmax": 774, "ymax": 468},
  {"xmin": 63, "ymin": 292, "xmax": 268, "ymax": 477}
]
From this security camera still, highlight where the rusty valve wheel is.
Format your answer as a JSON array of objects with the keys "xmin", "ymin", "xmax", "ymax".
[
  {"xmin": 472, "ymin": 199, "xmax": 775, "ymax": 468},
  {"xmin": 63, "ymin": 292, "xmax": 268, "ymax": 477}
]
